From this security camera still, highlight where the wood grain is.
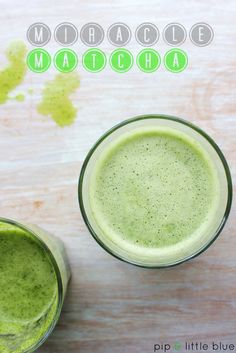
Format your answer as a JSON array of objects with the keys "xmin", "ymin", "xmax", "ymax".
[{"xmin": 0, "ymin": 0, "xmax": 235, "ymax": 352}]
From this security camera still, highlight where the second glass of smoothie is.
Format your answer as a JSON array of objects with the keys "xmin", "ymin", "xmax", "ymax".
[
  {"xmin": 79, "ymin": 115, "xmax": 232, "ymax": 267},
  {"xmin": 0, "ymin": 218, "xmax": 70, "ymax": 353}
]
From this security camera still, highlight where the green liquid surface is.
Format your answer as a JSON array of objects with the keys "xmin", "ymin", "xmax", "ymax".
[
  {"xmin": 89, "ymin": 126, "xmax": 219, "ymax": 258},
  {"xmin": 0, "ymin": 224, "xmax": 58, "ymax": 353}
]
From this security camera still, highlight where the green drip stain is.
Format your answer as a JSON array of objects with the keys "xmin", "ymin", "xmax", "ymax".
[
  {"xmin": 37, "ymin": 73, "xmax": 80, "ymax": 127},
  {"xmin": 0, "ymin": 41, "xmax": 27, "ymax": 104},
  {"xmin": 14, "ymin": 93, "xmax": 25, "ymax": 102}
]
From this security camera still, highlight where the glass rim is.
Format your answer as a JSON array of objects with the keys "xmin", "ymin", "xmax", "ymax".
[
  {"xmin": 0, "ymin": 217, "xmax": 63, "ymax": 352},
  {"xmin": 78, "ymin": 114, "xmax": 233, "ymax": 268}
]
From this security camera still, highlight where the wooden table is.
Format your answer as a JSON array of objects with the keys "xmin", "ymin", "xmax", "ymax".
[{"xmin": 0, "ymin": 0, "xmax": 235, "ymax": 352}]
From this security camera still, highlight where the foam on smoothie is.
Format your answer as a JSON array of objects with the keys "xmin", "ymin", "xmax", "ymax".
[
  {"xmin": 0, "ymin": 223, "xmax": 58, "ymax": 353},
  {"xmin": 89, "ymin": 126, "xmax": 220, "ymax": 261}
]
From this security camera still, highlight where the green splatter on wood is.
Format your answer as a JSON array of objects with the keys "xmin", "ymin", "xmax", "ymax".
[
  {"xmin": 14, "ymin": 93, "xmax": 25, "ymax": 102},
  {"xmin": 37, "ymin": 73, "xmax": 80, "ymax": 127},
  {"xmin": 0, "ymin": 41, "xmax": 27, "ymax": 104}
]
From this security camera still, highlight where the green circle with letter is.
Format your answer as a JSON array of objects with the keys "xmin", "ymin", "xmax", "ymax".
[
  {"xmin": 137, "ymin": 49, "xmax": 161, "ymax": 73},
  {"xmin": 54, "ymin": 49, "xmax": 78, "ymax": 73},
  {"xmin": 164, "ymin": 48, "xmax": 188, "ymax": 73},
  {"xmin": 27, "ymin": 49, "xmax": 51, "ymax": 73},
  {"xmin": 83, "ymin": 49, "xmax": 106, "ymax": 72},
  {"xmin": 110, "ymin": 49, "xmax": 133, "ymax": 73},
  {"xmin": 174, "ymin": 342, "xmax": 182, "ymax": 351}
]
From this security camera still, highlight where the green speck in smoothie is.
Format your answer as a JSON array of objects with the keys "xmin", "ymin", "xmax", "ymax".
[
  {"xmin": 37, "ymin": 73, "xmax": 80, "ymax": 127},
  {"xmin": 0, "ymin": 41, "xmax": 27, "ymax": 104}
]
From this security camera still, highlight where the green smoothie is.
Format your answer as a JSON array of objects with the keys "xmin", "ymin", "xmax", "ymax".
[
  {"xmin": 0, "ymin": 223, "xmax": 58, "ymax": 353},
  {"xmin": 89, "ymin": 126, "xmax": 220, "ymax": 262}
]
